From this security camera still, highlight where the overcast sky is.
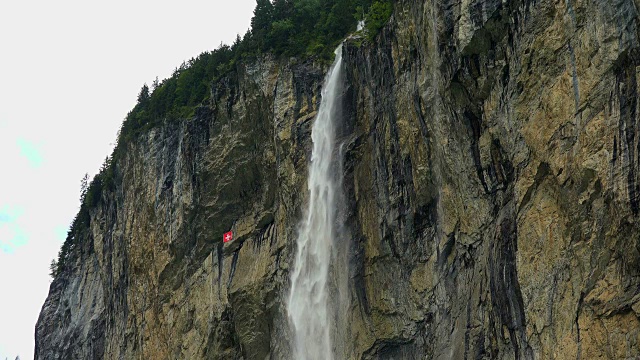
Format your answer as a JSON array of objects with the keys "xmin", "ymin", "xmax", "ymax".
[{"xmin": 0, "ymin": 1, "xmax": 255, "ymax": 358}]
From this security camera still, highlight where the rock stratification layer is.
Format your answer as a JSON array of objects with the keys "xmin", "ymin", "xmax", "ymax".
[{"xmin": 37, "ymin": 0, "xmax": 640, "ymax": 359}]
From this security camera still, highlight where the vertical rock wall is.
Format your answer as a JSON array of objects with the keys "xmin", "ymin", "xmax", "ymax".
[
  {"xmin": 36, "ymin": 0, "xmax": 640, "ymax": 359},
  {"xmin": 340, "ymin": 0, "xmax": 640, "ymax": 358},
  {"xmin": 36, "ymin": 57, "xmax": 326, "ymax": 359}
]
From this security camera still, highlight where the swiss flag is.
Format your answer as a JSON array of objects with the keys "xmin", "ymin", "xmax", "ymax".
[{"xmin": 223, "ymin": 231, "xmax": 233, "ymax": 243}]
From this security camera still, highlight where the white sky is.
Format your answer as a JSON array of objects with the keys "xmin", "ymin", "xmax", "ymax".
[{"xmin": 0, "ymin": 1, "xmax": 255, "ymax": 358}]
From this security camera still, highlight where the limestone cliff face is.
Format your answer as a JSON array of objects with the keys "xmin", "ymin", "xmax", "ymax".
[
  {"xmin": 36, "ymin": 0, "xmax": 640, "ymax": 359},
  {"xmin": 36, "ymin": 54, "xmax": 324, "ymax": 359}
]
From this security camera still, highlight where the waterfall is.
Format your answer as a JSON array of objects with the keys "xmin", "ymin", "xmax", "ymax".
[{"xmin": 288, "ymin": 45, "xmax": 344, "ymax": 360}]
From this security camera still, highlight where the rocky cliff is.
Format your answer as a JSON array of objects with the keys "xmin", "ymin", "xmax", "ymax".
[{"xmin": 36, "ymin": 0, "xmax": 640, "ymax": 359}]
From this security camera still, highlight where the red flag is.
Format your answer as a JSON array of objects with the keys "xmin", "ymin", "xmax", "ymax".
[{"xmin": 223, "ymin": 231, "xmax": 233, "ymax": 243}]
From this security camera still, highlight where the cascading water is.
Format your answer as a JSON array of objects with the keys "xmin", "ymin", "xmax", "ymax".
[{"xmin": 288, "ymin": 45, "xmax": 344, "ymax": 360}]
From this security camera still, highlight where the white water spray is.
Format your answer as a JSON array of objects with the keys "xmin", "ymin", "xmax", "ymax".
[{"xmin": 288, "ymin": 46, "xmax": 344, "ymax": 360}]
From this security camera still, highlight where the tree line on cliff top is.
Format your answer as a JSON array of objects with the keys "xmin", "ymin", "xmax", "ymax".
[
  {"xmin": 119, "ymin": 0, "xmax": 392, "ymax": 146},
  {"xmin": 51, "ymin": 0, "xmax": 393, "ymax": 278}
]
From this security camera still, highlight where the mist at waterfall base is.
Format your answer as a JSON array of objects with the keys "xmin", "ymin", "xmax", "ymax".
[{"xmin": 288, "ymin": 46, "xmax": 345, "ymax": 360}]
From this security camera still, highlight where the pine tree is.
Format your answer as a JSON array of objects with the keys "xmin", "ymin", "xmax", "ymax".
[
  {"xmin": 251, "ymin": 0, "xmax": 273, "ymax": 33},
  {"xmin": 151, "ymin": 76, "xmax": 160, "ymax": 91},
  {"xmin": 251, "ymin": 0, "xmax": 274, "ymax": 50},
  {"xmin": 80, "ymin": 173, "xmax": 89, "ymax": 203},
  {"xmin": 272, "ymin": 0, "xmax": 293, "ymax": 21},
  {"xmin": 137, "ymin": 84, "xmax": 150, "ymax": 104}
]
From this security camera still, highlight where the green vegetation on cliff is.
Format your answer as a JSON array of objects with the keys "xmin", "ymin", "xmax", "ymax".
[
  {"xmin": 364, "ymin": 1, "xmax": 393, "ymax": 39},
  {"xmin": 50, "ymin": 0, "xmax": 393, "ymax": 278},
  {"xmin": 119, "ymin": 0, "xmax": 394, "ymax": 147}
]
